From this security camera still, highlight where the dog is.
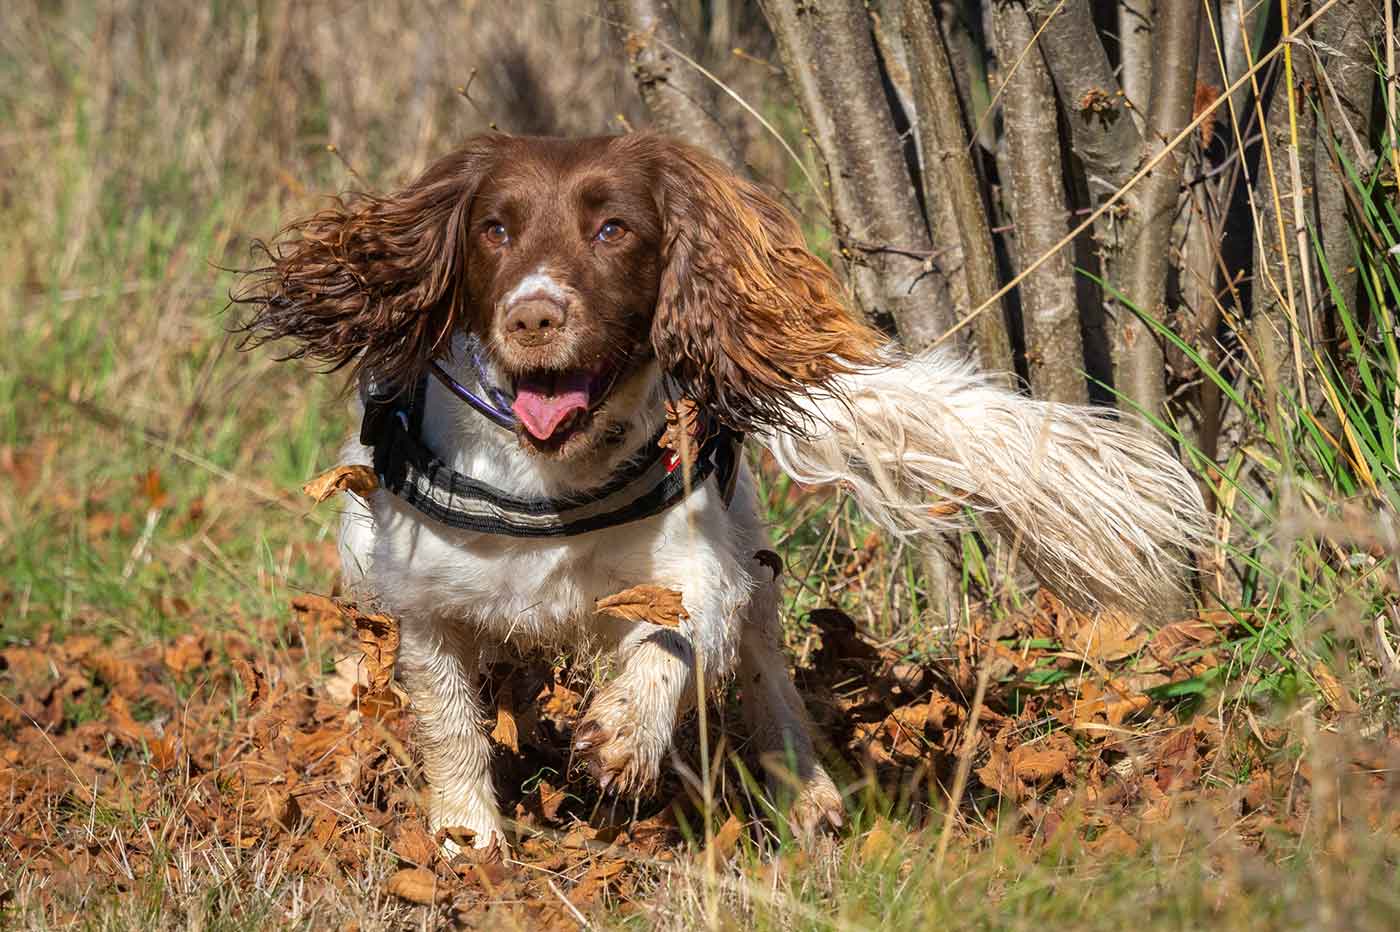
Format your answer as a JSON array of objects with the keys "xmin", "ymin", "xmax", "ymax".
[{"xmin": 234, "ymin": 132, "xmax": 1209, "ymax": 851}]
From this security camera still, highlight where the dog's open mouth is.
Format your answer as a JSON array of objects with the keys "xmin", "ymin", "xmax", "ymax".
[{"xmin": 511, "ymin": 366, "xmax": 619, "ymax": 445}]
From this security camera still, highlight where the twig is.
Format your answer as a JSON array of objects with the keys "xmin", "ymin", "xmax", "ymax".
[{"xmin": 546, "ymin": 878, "xmax": 594, "ymax": 930}]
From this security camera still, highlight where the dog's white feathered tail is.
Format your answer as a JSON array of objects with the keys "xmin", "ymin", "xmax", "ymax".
[{"xmin": 760, "ymin": 350, "xmax": 1212, "ymax": 613}]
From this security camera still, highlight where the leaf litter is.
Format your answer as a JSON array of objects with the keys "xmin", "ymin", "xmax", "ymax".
[{"xmin": 2, "ymin": 581, "xmax": 1395, "ymax": 927}]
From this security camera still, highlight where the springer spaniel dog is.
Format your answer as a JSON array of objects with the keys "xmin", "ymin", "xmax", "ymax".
[{"xmin": 236, "ymin": 133, "xmax": 1208, "ymax": 851}]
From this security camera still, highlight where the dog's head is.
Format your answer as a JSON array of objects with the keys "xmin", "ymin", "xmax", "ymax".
[{"xmin": 234, "ymin": 133, "xmax": 880, "ymax": 459}]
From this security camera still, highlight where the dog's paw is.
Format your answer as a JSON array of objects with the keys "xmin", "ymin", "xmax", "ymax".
[
  {"xmin": 430, "ymin": 799, "xmax": 507, "ymax": 857},
  {"xmin": 572, "ymin": 704, "xmax": 666, "ymax": 797},
  {"xmin": 785, "ymin": 769, "xmax": 845, "ymax": 848}
]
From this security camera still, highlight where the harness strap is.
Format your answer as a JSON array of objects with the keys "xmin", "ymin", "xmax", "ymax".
[{"xmin": 360, "ymin": 370, "xmax": 742, "ymax": 538}]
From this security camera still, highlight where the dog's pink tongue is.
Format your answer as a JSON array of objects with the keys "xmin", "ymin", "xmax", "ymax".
[{"xmin": 512, "ymin": 371, "xmax": 591, "ymax": 440}]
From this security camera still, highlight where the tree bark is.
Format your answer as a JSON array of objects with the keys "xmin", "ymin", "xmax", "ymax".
[
  {"xmin": 607, "ymin": 0, "xmax": 743, "ymax": 169},
  {"xmin": 903, "ymin": 0, "xmax": 1014, "ymax": 378},
  {"xmin": 1118, "ymin": 0, "xmax": 1155, "ymax": 130},
  {"xmin": 1114, "ymin": 0, "xmax": 1200, "ymax": 423},
  {"xmin": 760, "ymin": 0, "xmax": 957, "ymax": 349},
  {"xmin": 1252, "ymin": 15, "xmax": 1319, "ymax": 408},
  {"xmin": 991, "ymin": 0, "xmax": 1085, "ymax": 402},
  {"xmin": 1311, "ymin": 0, "xmax": 1382, "ymax": 321},
  {"xmin": 1026, "ymin": 0, "xmax": 1143, "ymax": 208}
]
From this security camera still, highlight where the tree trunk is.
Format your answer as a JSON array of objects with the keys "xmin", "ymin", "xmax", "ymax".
[
  {"xmin": 1113, "ymin": 0, "xmax": 1200, "ymax": 424},
  {"xmin": 1311, "ymin": 0, "xmax": 1382, "ymax": 321},
  {"xmin": 903, "ymin": 0, "xmax": 1014, "ymax": 378},
  {"xmin": 990, "ymin": 0, "xmax": 1086, "ymax": 402},
  {"xmin": 607, "ymin": 0, "xmax": 743, "ymax": 168},
  {"xmin": 760, "ymin": 0, "xmax": 957, "ymax": 349},
  {"xmin": 1118, "ymin": 0, "xmax": 1154, "ymax": 130}
]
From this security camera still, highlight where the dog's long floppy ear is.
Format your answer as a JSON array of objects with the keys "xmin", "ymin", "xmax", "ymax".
[
  {"xmin": 641, "ymin": 136, "xmax": 884, "ymax": 433},
  {"xmin": 232, "ymin": 135, "xmax": 505, "ymax": 388}
]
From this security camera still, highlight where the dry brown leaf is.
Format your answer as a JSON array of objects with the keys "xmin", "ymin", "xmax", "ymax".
[
  {"xmin": 570, "ymin": 858, "xmax": 626, "ymax": 905},
  {"xmin": 162, "ymin": 633, "xmax": 206, "ymax": 675},
  {"xmin": 106, "ymin": 693, "xmax": 155, "ymax": 745},
  {"xmin": 1062, "ymin": 609, "xmax": 1147, "ymax": 664},
  {"xmin": 392, "ymin": 824, "xmax": 440, "ymax": 867},
  {"xmin": 1311, "ymin": 663, "xmax": 1358, "ymax": 713},
  {"xmin": 385, "ymin": 867, "xmax": 449, "ymax": 905},
  {"xmin": 595, "ymin": 585, "xmax": 688, "ymax": 629},
  {"xmin": 302, "ymin": 464, "xmax": 379, "ymax": 504},
  {"xmin": 350, "ymin": 608, "xmax": 399, "ymax": 695},
  {"xmin": 860, "ymin": 818, "xmax": 897, "ymax": 861},
  {"xmin": 232, "ymin": 658, "xmax": 268, "ymax": 710},
  {"xmin": 659, "ymin": 399, "xmax": 701, "ymax": 455},
  {"xmin": 709, "ymin": 814, "xmax": 744, "ymax": 860},
  {"xmin": 491, "ymin": 682, "xmax": 520, "ymax": 753}
]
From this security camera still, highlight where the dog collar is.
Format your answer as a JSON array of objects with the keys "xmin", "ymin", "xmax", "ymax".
[{"xmin": 358, "ymin": 366, "xmax": 742, "ymax": 538}]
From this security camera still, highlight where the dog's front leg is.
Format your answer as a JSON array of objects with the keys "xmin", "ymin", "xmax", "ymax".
[
  {"xmin": 572, "ymin": 621, "xmax": 700, "ymax": 795},
  {"xmin": 397, "ymin": 618, "xmax": 504, "ymax": 852},
  {"xmin": 738, "ymin": 579, "xmax": 844, "ymax": 843}
]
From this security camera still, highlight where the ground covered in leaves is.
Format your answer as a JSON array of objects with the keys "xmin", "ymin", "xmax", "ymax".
[{"xmin": 4, "ymin": 579, "xmax": 1397, "ymax": 929}]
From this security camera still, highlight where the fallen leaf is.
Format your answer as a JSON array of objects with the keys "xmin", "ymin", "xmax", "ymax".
[
  {"xmin": 232, "ymin": 658, "xmax": 268, "ymax": 710},
  {"xmin": 860, "ymin": 818, "xmax": 897, "ymax": 861},
  {"xmin": 659, "ymin": 399, "xmax": 701, "ymax": 456},
  {"xmin": 350, "ymin": 607, "xmax": 399, "ymax": 695},
  {"xmin": 491, "ymin": 682, "xmax": 519, "ymax": 753},
  {"xmin": 595, "ymin": 585, "xmax": 688, "ymax": 629},
  {"xmin": 709, "ymin": 814, "xmax": 744, "ymax": 860},
  {"xmin": 302, "ymin": 464, "xmax": 379, "ymax": 504},
  {"xmin": 162, "ymin": 633, "xmax": 206, "ymax": 675},
  {"xmin": 385, "ymin": 867, "xmax": 449, "ymax": 905},
  {"xmin": 138, "ymin": 469, "xmax": 169, "ymax": 509}
]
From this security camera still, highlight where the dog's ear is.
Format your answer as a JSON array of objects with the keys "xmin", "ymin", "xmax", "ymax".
[
  {"xmin": 232, "ymin": 135, "xmax": 505, "ymax": 388},
  {"xmin": 638, "ymin": 136, "xmax": 882, "ymax": 433}
]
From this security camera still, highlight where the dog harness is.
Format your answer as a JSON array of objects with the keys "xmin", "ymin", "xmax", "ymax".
[{"xmin": 357, "ymin": 340, "xmax": 742, "ymax": 538}]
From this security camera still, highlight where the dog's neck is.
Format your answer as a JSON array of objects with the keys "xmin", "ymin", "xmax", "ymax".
[{"xmin": 415, "ymin": 336, "xmax": 668, "ymax": 499}]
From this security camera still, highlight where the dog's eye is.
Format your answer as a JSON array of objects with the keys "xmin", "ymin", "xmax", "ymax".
[
  {"xmin": 484, "ymin": 221, "xmax": 509, "ymax": 245},
  {"xmin": 595, "ymin": 220, "xmax": 626, "ymax": 243}
]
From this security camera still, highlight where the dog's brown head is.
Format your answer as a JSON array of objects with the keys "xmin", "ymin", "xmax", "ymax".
[{"xmin": 234, "ymin": 133, "xmax": 880, "ymax": 457}]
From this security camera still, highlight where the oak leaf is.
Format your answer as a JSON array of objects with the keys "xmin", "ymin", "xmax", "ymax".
[
  {"xmin": 302, "ymin": 464, "xmax": 379, "ymax": 504},
  {"xmin": 595, "ymin": 585, "xmax": 688, "ymax": 628}
]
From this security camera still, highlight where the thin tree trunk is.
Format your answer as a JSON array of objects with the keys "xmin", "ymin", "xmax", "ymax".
[
  {"xmin": 1312, "ymin": 0, "xmax": 1382, "ymax": 320},
  {"xmin": 990, "ymin": 0, "xmax": 1085, "ymax": 402},
  {"xmin": 903, "ymin": 0, "xmax": 1014, "ymax": 379},
  {"xmin": 1026, "ymin": 0, "xmax": 1143, "ymax": 207},
  {"xmin": 1118, "ymin": 0, "xmax": 1155, "ymax": 130},
  {"xmin": 760, "ymin": 0, "xmax": 957, "ymax": 349},
  {"xmin": 1114, "ymin": 0, "xmax": 1200, "ymax": 424},
  {"xmin": 607, "ymin": 0, "xmax": 742, "ymax": 168},
  {"xmin": 1252, "ymin": 18, "xmax": 1319, "ymax": 408}
]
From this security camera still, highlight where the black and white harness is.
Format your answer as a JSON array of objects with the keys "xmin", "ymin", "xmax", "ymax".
[{"xmin": 357, "ymin": 340, "xmax": 743, "ymax": 538}]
